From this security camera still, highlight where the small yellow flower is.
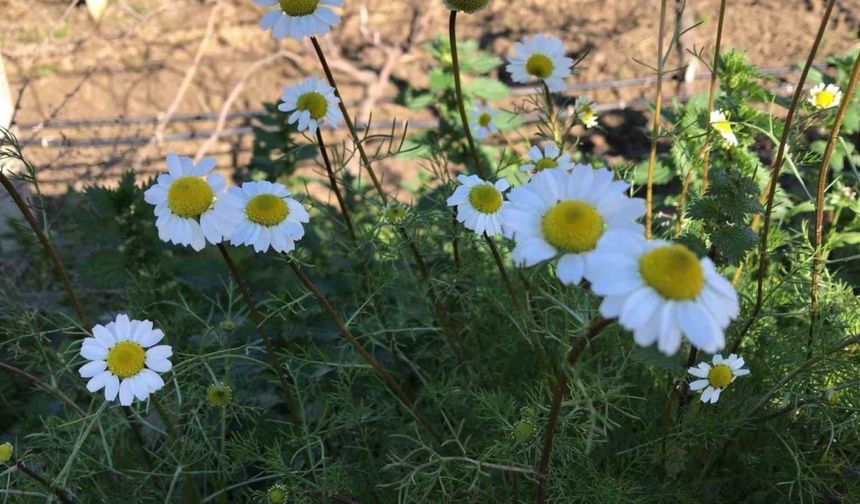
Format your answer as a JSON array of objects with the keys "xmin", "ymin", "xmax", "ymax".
[
  {"xmin": 710, "ymin": 110, "xmax": 738, "ymax": 148},
  {"xmin": 808, "ymin": 83, "xmax": 843, "ymax": 110},
  {"xmin": 575, "ymin": 96, "xmax": 599, "ymax": 128},
  {"xmin": 0, "ymin": 443, "xmax": 13, "ymax": 465}
]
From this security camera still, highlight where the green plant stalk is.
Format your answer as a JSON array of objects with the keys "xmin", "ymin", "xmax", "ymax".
[
  {"xmin": 449, "ymin": 10, "xmax": 485, "ymax": 178},
  {"xmin": 700, "ymin": 0, "xmax": 728, "ymax": 193},
  {"xmin": 700, "ymin": 333, "xmax": 860, "ymax": 479},
  {"xmin": 448, "ymin": 9, "xmax": 523, "ymax": 312},
  {"xmin": 310, "ymin": 36, "xmax": 456, "ymax": 349},
  {"xmin": 0, "ymin": 362, "xmax": 86, "ymax": 416},
  {"xmin": 730, "ymin": 0, "xmax": 837, "ymax": 353},
  {"xmin": 287, "ymin": 260, "xmax": 443, "ymax": 444},
  {"xmin": 809, "ymin": 52, "xmax": 860, "ymax": 324},
  {"xmin": 645, "ymin": 0, "xmax": 669, "ymax": 239},
  {"xmin": 216, "ymin": 244, "xmax": 303, "ymax": 430},
  {"xmin": 541, "ymin": 83, "xmax": 561, "ymax": 144},
  {"xmin": 316, "ymin": 128, "xmax": 357, "ymax": 241},
  {"xmin": 151, "ymin": 394, "xmax": 202, "ymax": 504},
  {"xmin": 0, "ymin": 171, "xmax": 85, "ymax": 323},
  {"xmin": 535, "ymin": 318, "xmax": 611, "ymax": 504},
  {"xmin": 15, "ymin": 460, "xmax": 74, "ymax": 504}
]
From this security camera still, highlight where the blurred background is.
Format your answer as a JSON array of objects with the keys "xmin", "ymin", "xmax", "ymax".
[{"xmin": 1, "ymin": 0, "xmax": 859, "ymax": 195}]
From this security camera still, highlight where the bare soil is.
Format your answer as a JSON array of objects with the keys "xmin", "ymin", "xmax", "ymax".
[{"xmin": 2, "ymin": 0, "xmax": 859, "ymax": 194}]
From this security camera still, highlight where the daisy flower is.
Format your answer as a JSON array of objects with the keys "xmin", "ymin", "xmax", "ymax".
[
  {"xmin": 808, "ymin": 82, "xmax": 843, "ymax": 110},
  {"xmin": 506, "ymin": 34, "xmax": 573, "ymax": 93},
  {"xmin": 520, "ymin": 141, "xmax": 574, "ymax": 175},
  {"xmin": 709, "ymin": 110, "xmax": 738, "ymax": 148},
  {"xmin": 469, "ymin": 104, "xmax": 499, "ymax": 140},
  {"xmin": 224, "ymin": 181, "xmax": 310, "ymax": 254},
  {"xmin": 447, "ymin": 175, "xmax": 510, "ymax": 237},
  {"xmin": 444, "ymin": 0, "xmax": 491, "ymax": 13},
  {"xmin": 501, "ymin": 166, "xmax": 645, "ymax": 285},
  {"xmin": 256, "ymin": 0, "xmax": 343, "ymax": 41},
  {"xmin": 587, "ymin": 238, "xmax": 740, "ymax": 355},
  {"xmin": 688, "ymin": 353, "xmax": 750, "ymax": 404},
  {"xmin": 144, "ymin": 154, "xmax": 243, "ymax": 252},
  {"xmin": 278, "ymin": 76, "xmax": 344, "ymax": 135},
  {"xmin": 79, "ymin": 314, "xmax": 172, "ymax": 406},
  {"xmin": 575, "ymin": 96, "xmax": 598, "ymax": 128}
]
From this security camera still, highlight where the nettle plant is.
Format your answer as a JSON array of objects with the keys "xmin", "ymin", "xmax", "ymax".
[{"xmin": 2, "ymin": 1, "xmax": 860, "ymax": 503}]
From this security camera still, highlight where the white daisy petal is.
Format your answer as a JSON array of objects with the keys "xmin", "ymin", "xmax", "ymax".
[{"xmin": 80, "ymin": 314, "xmax": 172, "ymax": 406}]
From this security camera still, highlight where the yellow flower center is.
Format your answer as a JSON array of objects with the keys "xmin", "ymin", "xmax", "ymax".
[
  {"xmin": 106, "ymin": 341, "xmax": 146, "ymax": 379},
  {"xmin": 0, "ymin": 443, "xmax": 12, "ymax": 465},
  {"xmin": 526, "ymin": 53, "xmax": 554, "ymax": 79},
  {"xmin": 534, "ymin": 158, "xmax": 558, "ymax": 172},
  {"xmin": 478, "ymin": 113, "xmax": 493, "ymax": 127},
  {"xmin": 296, "ymin": 92, "xmax": 328, "ymax": 120},
  {"xmin": 447, "ymin": 0, "xmax": 491, "ymax": 13},
  {"xmin": 468, "ymin": 184, "xmax": 503, "ymax": 214},
  {"xmin": 707, "ymin": 364, "xmax": 733, "ymax": 389},
  {"xmin": 279, "ymin": 0, "xmax": 319, "ymax": 16},
  {"xmin": 581, "ymin": 108, "xmax": 595, "ymax": 124},
  {"xmin": 639, "ymin": 245, "xmax": 704, "ymax": 300},
  {"xmin": 541, "ymin": 200, "xmax": 604, "ymax": 253},
  {"xmin": 167, "ymin": 177, "xmax": 214, "ymax": 218},
  {"xmin": 712, "ymin": 118, "xmax": 732, "ymax": 136},
  {"xmin": 814, "ymin": 90, "xmax": 836, "ymax": 108},
  {"xmin": 246, "ymin": 194, "xmax": 289, "ymax": 227}
]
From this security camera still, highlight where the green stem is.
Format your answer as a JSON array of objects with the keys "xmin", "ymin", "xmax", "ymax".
[
  {"xmin": 535, "ymin": 318, "xmax": 611, "ymax": 504},
  {"xmin": 449, "ymin": 9, "xmax": 485, "ymax": 178},
  {"xmin": 0, "ymin": 171, "xmax": 85, "ymax": 323},
  {"xmin": 15, "ymin": 461, "xmax": 74, "ymax": 504},
  {"xmin": 809, "ymin": 52, "xmax": 860, "ymax": 331},
  {"xmin": 151, "ymin": 394, "xmax": 202, "ymax": 504},
  {"xmin": 701, "ymin": 0, "xmax": 728, "ymax": 193},
  {"xmin": 730, "ymin": 0, "xmax": 838, "ymax": 353},
  {"xmin": 287, "ymin": 260, "xmax": 442, "ymax": 444},
  {"xmin": 316, "ymin": 128, "xmax": 357, "ymax": 241},
  {"xmin": 645, "ymin": 0, "xmax": 669, "ymax": 239},
  {"xmin": 216, "ymin": 244, "xmax": 303, "ymax": 429}
]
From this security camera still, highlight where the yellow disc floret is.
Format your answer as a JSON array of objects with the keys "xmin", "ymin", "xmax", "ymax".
[
  {"xmin": 711, "ymin": 117, "xmax": 732, "ymax": 136},
  {"xmin": 534, "ymin": 158, "xmax": 558, "ymax": 172},
  {"xmin": 541, "ymin": 200, "xmax": 604, "ymax": 253},
  {"xmin": 813, "ymin": 90, "xmax": 836, "ymax": 109},
  {"xmin": 106, "ymin": 341, "xmax": 146, "ymax": 379},
  {"xmin": 478, "ymin": 113, "xmax": 493, "ymax": 127},
  {"xmin": 446, "ymin": 0, "xmax": 491, "ymax": 13},
  {"xmin": 246, "ymin": 194, "xmax": 289, "ymax": 227},
  {"xmin": 468, "ymin": 184, "xmax": 503, "ymax": 214},
  {"xmin": 707, "ymin": 364, "xmax": 733, "ymax": 389},
  {"xmin": 639, "ymin": 245, "xmax": 705, "ymax": 300},
  {"xmin": 0, "ymin": 443, "xmax": 12, "ymax": 465},
  {"xmin": 167, "ymin": 177, "xmax": 214, "ymax": 218},
  {"xmin": 279, "ymin": 0, "xmax": 319, "ymax": 16},
  {"xmin": 296, "ymin": 92, "xmax": 328, "ymax": 120},
  {"xmin": 526, "ymin": 54, "xmax": 554, "ymax": 79}
]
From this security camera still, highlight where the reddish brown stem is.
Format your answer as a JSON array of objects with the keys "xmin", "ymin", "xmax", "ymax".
[
  {"xmin": 701, "ymin": 0, "xmax": 728, "ymax": 193},
  {"xmin": 316, "ymin": 128, "xmax": 357, "ymax": 241},
  {"xmin": 730, "ymin": 0, "xmax": 837, "ymax": 353},
  {"xmin": 216, "ymin": 244, "xmax": 302, "ymax": 429},
  {"xmin": 535, "ymin": 318, "xmax": 611, "ymax": 504},
  {"xmin": 0, "ymin": 171, "xmax": 85, "ymax": 323},
  {"xmin": 809, "ymin": 53, "xmax": 860, "ymax": 325},
  {"xmin": 288, "ymin": 260, "xmax": 442, "ymax": 444}
]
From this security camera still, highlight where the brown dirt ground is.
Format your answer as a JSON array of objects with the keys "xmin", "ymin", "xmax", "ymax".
[{"xmin": 2, "ymin": 0, "xmax": 860, "ymax": 195}]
